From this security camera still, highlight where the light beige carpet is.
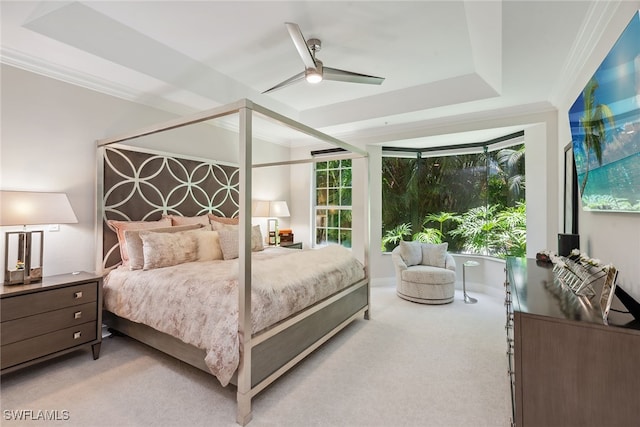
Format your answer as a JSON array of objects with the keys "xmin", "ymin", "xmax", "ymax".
[{"xmin": 0, "ymin": 284, "xmax": 511, "ymax": 426}]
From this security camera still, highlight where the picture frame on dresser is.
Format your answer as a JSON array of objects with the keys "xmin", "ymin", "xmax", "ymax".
[{"xmin": 599, "ymin": 267, "xmax": 618, "ymax": 325}]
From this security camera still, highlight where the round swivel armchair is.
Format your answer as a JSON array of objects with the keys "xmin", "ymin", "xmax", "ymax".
[{"xmin": 392, "ymin": 241, "xmax": 457, "ymax": 304}]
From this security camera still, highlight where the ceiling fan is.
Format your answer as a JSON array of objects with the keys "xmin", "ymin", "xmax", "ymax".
[{"xmin": 262, "ymin": 22, "xmax": 385, "ymax": 94}]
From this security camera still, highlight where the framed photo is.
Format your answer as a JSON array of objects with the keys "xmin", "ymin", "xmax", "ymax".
[{"xmin": 599, "ymin": 266, "xmax": 618, "ymax": 325}]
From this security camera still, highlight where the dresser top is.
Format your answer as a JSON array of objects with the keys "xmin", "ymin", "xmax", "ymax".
[
  {"xmin": 507, "ymin": 257, "xmax": 638, "ymax": 330},
  {"xmin": 1, "ymin": 271, "xmax": 103, "ymax": 297}
]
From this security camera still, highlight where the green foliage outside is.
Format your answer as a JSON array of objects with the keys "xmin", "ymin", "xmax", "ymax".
[{"xmin": 381, "ymin": 144, "xmax": 526, "ymax": 258}]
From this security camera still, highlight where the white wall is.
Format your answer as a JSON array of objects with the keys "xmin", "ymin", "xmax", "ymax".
[
  {"xmin": 0, "ymin": 65, "xmax": 289, "ymax": 281},
  {"xmin": 556, "ymin": 2, "xmax": 640, "ymax": 301}
]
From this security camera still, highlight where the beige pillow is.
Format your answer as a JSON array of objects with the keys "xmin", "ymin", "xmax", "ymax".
[
  {"xmin": 421, "ymin": 243, "xmax": 448, "ymax": 268},
  {"xmin": 124, "ymin": 223, "xmax": 203, "ymax": 270},
  {"xmin": 107, "ymin": 218, "xmax": 171, "ymax": 267},
  {"xmin": 211, "ymin": 221, "xmax": 238, "ymax": 231},
  {"xmin": 218, "ymin": 229, "xmax": 239, "ymax": 260},
  {"xmin": 139, "ymin": 230, "xmax": 198, "ymax": 270},
  {"xmin": 251, "ymin": 225, "xmax": 264, "ymax": 252},
  {"xmin": 217, "ymin": 225, "xmax": 264, "ymax": 260},
  {"xmin": 165, "ymin": 214, "xmax": 210, "ymax": 227},
  {"xmin": 399, "ymin": 240, "xmax": 422, "ymax": 266},
  {"xmin": 191, "ymin": 230, "xmax": 223, "ymax": 261}
]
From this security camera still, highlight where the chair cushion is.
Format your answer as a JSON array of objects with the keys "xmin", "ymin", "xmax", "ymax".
[
  {"xmin": 421, "ymin": 242, "xmax": 448, "ymax": 268},
  {"xmin": 402, "ymin": 265, "xmax": 456, "ymax": 285},
  {"xmin": 399, "ymin": 241, "xmax": 422, "ymax": 266}
]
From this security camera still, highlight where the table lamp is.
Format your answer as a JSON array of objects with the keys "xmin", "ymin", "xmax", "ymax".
[
  {"xmin": 252, "ymin": 200, "xmax": 290, "ymax": 246},
  {"xmin": 0, "ymin": 191, "xmax": 78, "ymax": 284}
]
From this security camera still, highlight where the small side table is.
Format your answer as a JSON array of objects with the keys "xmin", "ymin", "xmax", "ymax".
[{"xmin": 463, "ymin": 261, "xmax": 479, "ymax": 304}]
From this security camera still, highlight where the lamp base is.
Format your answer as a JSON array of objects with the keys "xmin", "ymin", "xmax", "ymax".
[
  {"xmin": 4, "ymin": 268, "xmax": 42, "ymax": 285},
  {"xmin": 4, "ymin": 230, "xmax": 44, "ymax": 285}
]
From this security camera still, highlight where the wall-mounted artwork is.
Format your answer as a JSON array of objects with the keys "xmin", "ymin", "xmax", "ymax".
[{"xmin": 568, "ymin": 10, "xmax": 640, "ymax": 212}]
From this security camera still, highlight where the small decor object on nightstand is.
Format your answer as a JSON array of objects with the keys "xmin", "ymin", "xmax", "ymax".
[{"xmin": 279, "ymin": 229, "xmax": 294, "ymax": 245}]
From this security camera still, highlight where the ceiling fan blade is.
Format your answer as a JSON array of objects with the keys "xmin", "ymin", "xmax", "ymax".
[
  {"xmin": 323, "ymin": 67, "xmax": 385, "ymax": 85},
  {"xmin": 285, "ymin": 22, "xmax": 317, "ymax": 70},
  {"xmin": 262, "ymin": 71, "xmax": 305, "ymax": 94}
]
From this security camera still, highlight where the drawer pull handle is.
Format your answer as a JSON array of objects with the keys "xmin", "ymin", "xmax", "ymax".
[
  {"xmin": 74, "ymin": 291, "xmax": 83, "ymax": 299},
  {"xmin": 74, "ymin": 311, "xmax": 82, "ymax": 319},
  {"xmin": 73, "ymin": 331, "xmax": 82, "ymax": 339}
]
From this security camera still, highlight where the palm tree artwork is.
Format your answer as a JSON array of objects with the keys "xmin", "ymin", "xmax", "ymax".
[{"xmin": 578, "ymin": 78, "xmax": 616, "ymax": 196}]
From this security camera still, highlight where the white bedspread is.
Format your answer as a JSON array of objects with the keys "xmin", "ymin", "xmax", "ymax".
[{"xmin": 103, "ymin": 245, "xmax": 365, "ymax": 386}]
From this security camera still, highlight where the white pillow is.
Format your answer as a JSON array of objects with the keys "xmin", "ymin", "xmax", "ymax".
[
  {"xmin": 420, "ymin": 243, "xmax": 448, "ymax": 268},
  {"xmin": 399, "ymin": 240, "xmax": 422, "ymax": 266},
  {"xmin": 139, "ymin": 230, "xmax": 198, "ymax": 270}
]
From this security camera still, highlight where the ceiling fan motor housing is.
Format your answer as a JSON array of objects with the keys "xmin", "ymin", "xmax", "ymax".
[{"xmin": 306, "ymin": 38, "xmax": 321, "ymax": 53}]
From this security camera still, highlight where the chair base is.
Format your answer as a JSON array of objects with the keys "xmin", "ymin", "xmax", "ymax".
[
  {"xmin": 396, "ymin": 278, "xmax": 455, "ymax": 305},
  {"xmin": 397, "ymin": 291, "xmax": 454, "ymax": 305}
]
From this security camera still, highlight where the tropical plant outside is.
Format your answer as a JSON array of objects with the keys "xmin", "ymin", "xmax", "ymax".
[{"xmin": 381, "ymin": 143, "xmax": 526, "ymax": 258}]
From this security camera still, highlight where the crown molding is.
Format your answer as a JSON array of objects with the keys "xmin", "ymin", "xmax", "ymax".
[{"xmin": 549, "ymin": 0, "xmax": 630, "ymax": 108}]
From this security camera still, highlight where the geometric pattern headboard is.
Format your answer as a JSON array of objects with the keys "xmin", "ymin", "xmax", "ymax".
[{"xmin": 101, "ymin": 146, "xmax": 239, "ymax": 269}]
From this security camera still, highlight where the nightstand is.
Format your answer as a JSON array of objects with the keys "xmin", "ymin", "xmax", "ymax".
[
  {"xmin": 1, "ymin": 272, "xmax": 103, "ymax": 374},
  {"xmin": 280, "ymin": 242, "xmax": 303, "ymax": 249}
]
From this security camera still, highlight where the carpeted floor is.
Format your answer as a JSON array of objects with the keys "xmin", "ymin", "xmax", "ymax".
[{"xmin": 0, "ymin": 284, "xmax": 511, "ymax": 426}]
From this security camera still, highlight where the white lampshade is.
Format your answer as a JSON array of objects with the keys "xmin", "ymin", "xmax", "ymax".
[
  {"xmin": 252, "ymin": 200, "xmax": 270, "ymax": 217},
  {"xmin": 252, "ymin": 200, "xmax": 290, "ymax": 218},
  {"xmin": 0, "ymin": 191, "xmax": 78, "ymax": 226},
  {"xmin": 269, "ymin": 201, "xmax": 290, "ymax": 217}
]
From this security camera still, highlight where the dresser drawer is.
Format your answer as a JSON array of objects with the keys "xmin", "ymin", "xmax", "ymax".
[
  {"xmin": 1, "ymin": 282, "xmax": 97, "ymax": 322},
  {"xmin": 1, "ymin": 321, "xmax": 97, "ymax": 370},
  {"xmin": 1, "ymin": 302, "xmax": 97, "ymax": 346}
]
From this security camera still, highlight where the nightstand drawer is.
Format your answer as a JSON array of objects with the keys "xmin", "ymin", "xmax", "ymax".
[
  {"xmin": 1, "ymin": 321, "xmax": 97, "ymax": 370},
  {"xmin": 1, "ymin": 302, "xmax": 97, "ymax": 346},
  {"xmin": 1, "ymin": 282, "xmax": 97, "ymax": 322}
]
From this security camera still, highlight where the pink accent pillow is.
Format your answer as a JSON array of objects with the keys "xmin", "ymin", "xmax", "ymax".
[
  {"xmin": 107, "ymin": 218, "xmax": 171, "ymax": 267},
  {"xmin": 165, "ymin": 214, "xmax": 210, "ymax": 226},
  {"xmin": 208, "ymin": 214, "xmax": 239, "ymax": 225}
]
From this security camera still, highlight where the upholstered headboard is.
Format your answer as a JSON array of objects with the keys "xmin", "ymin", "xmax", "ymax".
[{"xmin": 100, "ymin": 146, "xmax": 239, "ymax": 269}]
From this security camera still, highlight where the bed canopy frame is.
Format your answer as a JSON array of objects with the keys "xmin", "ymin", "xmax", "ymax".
[{"xmin": 95, "ymin": 98, "xmax": 370, "ymax": 425}]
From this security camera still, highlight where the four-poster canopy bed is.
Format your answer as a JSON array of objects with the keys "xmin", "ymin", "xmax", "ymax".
[{"xmin": 95, "ymin": 99, "xmax": 370, "ymax": 425}]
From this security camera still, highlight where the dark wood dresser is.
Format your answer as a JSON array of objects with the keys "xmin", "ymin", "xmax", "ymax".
[
  {"xmin": 505, "ymin": 258, "xmax": 640, "ymax": 427},
  {"xmin": 1, "ymin": 272, "xmax": 103, "ymax": 374}
]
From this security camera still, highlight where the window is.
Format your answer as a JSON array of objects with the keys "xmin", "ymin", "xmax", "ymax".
[
  {"xmin": 315, "ymin": 159, "xmax": 352, "ymax": 247},
  {"xmin": 381, "ymin": 133, "xmax": 525, "ymax": 258}
]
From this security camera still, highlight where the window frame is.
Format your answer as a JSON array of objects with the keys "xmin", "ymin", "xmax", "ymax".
[{"xmin": 313, "ymin": 158, "xmax": 353, "ymax": 248}]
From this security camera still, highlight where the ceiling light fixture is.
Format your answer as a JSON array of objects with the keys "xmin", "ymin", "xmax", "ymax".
[
  {"xmin": 305, "ymin": 57, "xmax": 323, "ymax": 84},
  {"xmin": 305, "ymin": 68, "xmax": 322, "ymax": 84}
]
